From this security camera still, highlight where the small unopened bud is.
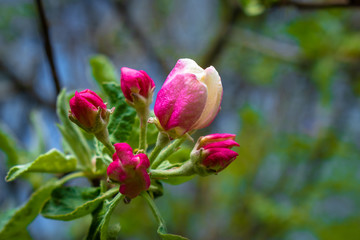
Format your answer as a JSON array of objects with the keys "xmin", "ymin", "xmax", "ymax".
[
  {"xmin": 120, "ymin": 67, "xmax": 155, "ymax": 110},
  {"xmin": 69, "ymin": 89, "xmax": 113, "ymax": 133},
  {"xmin": 191, "ymin": 133, "xmax": 239, "ymax": 176}
]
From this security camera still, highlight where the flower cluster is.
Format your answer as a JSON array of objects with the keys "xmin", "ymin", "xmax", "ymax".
[{"xmin": 69, "ymin": 58, "xmax": 239, "ymax": 199}]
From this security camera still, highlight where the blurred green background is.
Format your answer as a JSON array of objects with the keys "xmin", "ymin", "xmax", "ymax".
[{"xmin": 1, "ymin": 0, "xmax": 360, "ymax": 239}]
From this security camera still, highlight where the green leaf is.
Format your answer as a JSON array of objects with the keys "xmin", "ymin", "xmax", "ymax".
[
  {"xmin": 90, "ymin": 55, "xmax": 118, "ymax": 86},
  {"xmin": 41, "ymin": 187, "xmax": 118, "ymax": 221},
  {"xmin": 30, "ymin": 110, "xmax": 46, "ymax": 156},
  {"xmin": 57, "ymin": 89, "xmax": 92, "ymax": 168},
  {"xmin": 0, "ymin": 180, "xmax": 60, "ymax": 239},
  {"xmin": 0, "ymin": 125, "xmax": 19, "ymax": 166},
  {"xmin": 87, "ymin": 193, "xmax": 123, "ymax": 240},
  {"xmin": 6, "ymin": 149, "xmax": 77, "ymax": 182},
  {"xmin": 102, "ymin": 82, "xmax": 136, "ymax": 143}
]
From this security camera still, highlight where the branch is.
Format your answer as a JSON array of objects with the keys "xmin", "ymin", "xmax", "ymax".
[
  {"xmin": 272, "ymin": 0, "xmax": 360, "ymax": 9},
  {"xmin": 114, "ymin": 0, "xmax": 170, "ymax": 74},
  {"xmin": 234, "ymin": 28, "xmax": 302, "ymax": 62},
  {"xmin": 200, "ymin": 1, "xmax": 242, "ymax": 66},
  {"xmin": 34, "ymin": 0, "xmax": 61, "ymax": 95},
  {"xmin": 0, "ymin": 59, "xmax": 56, "ymax": 109}
]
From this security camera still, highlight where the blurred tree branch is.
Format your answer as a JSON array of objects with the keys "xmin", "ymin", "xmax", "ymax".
[
  {"xmin": 114, "ymin": 0, "xmax": 170, "ymax": 74},
  {"xmin": 0, "ymin": 59, "xmax": 56, "ymax": 109},
  {"xmin": 201, "ymin": 0, "xmax": 242, "ymax": 66},
  {"xmin": 234, "ymin": 28, "xmax": 302, "ymax": 62},
  {"xmin": 34, "ymin": 0, "xmax": 61, "ymax": 95},
  {"xmin": 273, "ymin": 0, "xmax": 360, "ymax": 9}
]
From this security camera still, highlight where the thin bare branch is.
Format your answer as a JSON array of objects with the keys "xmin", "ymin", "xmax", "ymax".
[
  {"xmin": 272, "ymin": 0, "xmax": 360, "ymax": 9},
  {"xmin": 0, "ymin": 59, "xmax": 56, "ymax": 109},
  {"xmin": 200, "ymin": 0, "xmax": 242, "ymax": 67},
  {"xmin": 114, "ymin": 0, "xmax": 170, "ymax": 74},
  {"xmin": 34, "ymin": 0, "xmax": 61, "ymax": 95}
]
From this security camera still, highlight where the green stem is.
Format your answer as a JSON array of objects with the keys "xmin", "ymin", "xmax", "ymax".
[
  {"xmin": 95, "ymin": 128, "xmax": 115, "ymax": 155},
  {"xmin": 100, "ymin": 192, "xmax": 124, "ymax": 240},
  {"xmin": 151, "ymin": 136, "xmax": 187, "ymax": 169},
  {"xmin": 138, "ymin": 108, "xmax": 149, "ymax": 151},
  {"xmin": 149, "ymin": 132, "xmax": 170, "ymax": 163},
  {"xmin": 101, "ymin": 187, "xmax": 119, "ymax": 198},
  {"xmin": 150, "ymin": 161, "xmax": 195, "ymax": 179},
  {"xmin": 141, "ymin": 192, "xmax": 165, "ymax": 227}
]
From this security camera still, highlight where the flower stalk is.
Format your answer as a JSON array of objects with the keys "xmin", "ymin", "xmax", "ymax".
[
  {"xmin": 150, "ymin": 161, "xmax": 195, "ymax": 179},
  {"xmin": 151, "ymin": 135, "xmax": 187, "ymax": 169},
  {"xmin": 149, "ymin": 132, "xmax": 170, "ymax": 164}
]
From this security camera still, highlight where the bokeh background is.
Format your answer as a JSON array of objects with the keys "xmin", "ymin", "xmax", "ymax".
[{"xmin": 1, "ymin": 0, "xmax": 360, "ymax": 239}]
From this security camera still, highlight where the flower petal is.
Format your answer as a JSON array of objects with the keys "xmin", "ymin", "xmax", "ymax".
[
  {"xmin": 203, "ymin": 139, "xmax": 239, "ymax": 149},
  {"xmin": 191, "ymin": 66, "xmax": 223, "ymax": 129},
  {"xmin": 114, "ymin": 143, "xmax": 134, "ymax": 165},
  {"xmin": 155, "ymin": 73, "xmax": 207, "ymax": 132},
  {"xmin": 164, "ymin": 58, "xmax": 204, "ymax": 85},
  {"xmin": 107, "ymin": 160, "xmax": 127, "ymax": 183},
  {"xmin": 198, "ymin": 133, "xmax": 236, "ymax": 148},
  {"xmin": 202, "ymin": 148, "xmax": 238, "ymax": 172},
  {"xmin": 119, "ymin": 167, "xmax": 150, "ymax": 199},
  {"xmin": 69, "ymin": 91, "xmax": 98, "ymax": 128},
  {"xmin": 78, "ymin": 89, "xmax": 106, "ymax": 110}
]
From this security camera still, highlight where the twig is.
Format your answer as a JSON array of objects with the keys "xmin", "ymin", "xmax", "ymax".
[
  {"xmin": 34, "ymin": 0, "xmax": 61, "ymax": 94},
  {"xmin": 114, "ymin": 0, "xmax": 170, "ymax": 74},
  {"xmin": 272, "ymin": 0, "xmax": 360, "ymax": 9},
  {"xmin": 200, "ymin": 0, "xmax": 242, "ymax": 67},
  {"xmin": 234, "ymin": 28, "xmax": 302, "ymax": 63},
  {"xmin": 0, "ymin": 59, "xmax": 56, "ymax": 109}
]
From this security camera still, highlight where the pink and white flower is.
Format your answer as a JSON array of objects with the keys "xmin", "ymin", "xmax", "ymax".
[{"xmin": 154, "ymin": 59, "xmax": 223, "ymax": 137}]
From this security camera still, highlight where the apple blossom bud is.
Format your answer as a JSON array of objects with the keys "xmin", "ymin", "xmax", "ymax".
[
  {"xmin": 107, "ymin": 143, "xmax": 150, "ymax": 198},
  {"xmin": 191, "ymin": 133, "xmax": 239, "ymax": 175},
  {"xmin": 69, "ymin": 89, "xmax": 113, "ymax": 132},
  {"xmin": 154, "ymin": 58, "xmax": 223, "ymax": 138},
  {"xmin": 120, "ymin": 67, "xmax": 155, "ymax": 108}
]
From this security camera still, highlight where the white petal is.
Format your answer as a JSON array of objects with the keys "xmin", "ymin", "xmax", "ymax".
[{"xmin": 191, "ymin": 66, "xmax": 223, "ymax": 129}]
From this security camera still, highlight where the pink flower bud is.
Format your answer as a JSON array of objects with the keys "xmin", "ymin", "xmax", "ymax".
[
  {"xmin": 120, "ymin": 67, "xmax": 155, "ymax": 105},
  {"xmin": 154, "ymin": 59, "xmax": 223, "ymax": 137},
  {"xmin": 107, "ymin": 143, "xmax": 150, "ymax": 198},
  {"xmin": 192, "ymin": 133, "xmax": 239, "ymax": 175},
  {"xmin": 69, "ymin": 89, "xmax": 107, "ymax": 129}
]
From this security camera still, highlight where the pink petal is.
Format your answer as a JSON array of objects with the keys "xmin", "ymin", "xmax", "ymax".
[
  {"xmin": 107, "ymin": 160, "xmax": 127, "ymax": 182},
  {"xmin": 164, "ymin": 59, "xmax": 204, "ymax": 85},
  {"xmin": 69, "ymin": 91, "xmax": 98, "ymax": 128},
  {"xmin": 203, "ymin": 139, "xmax": 239, "ymax": 149},
  {"xmin": 119, "ymin": 168, "xmax": 150, "ymax": 199},
  {"xmin": 191, "ymin": 66, "xmax": 223, "ymax": 130},
  {"xmin": 154, "ymin": 73, "xmax": 207, "ymax": 132},
  {"xmin": 135, "ymin": 153, "xmax": 150, "ymax": 169},
  {"xmin": 78, "ymin": 89, "xmax": 106, "ymax": 110},
  {"xmin": 203, "ymin": 133, "xmax": 236, "ymax": 140},
  {"xmin": 114, "ymin": 143, "xmax": 134, "ymax": 165},
  {"xmin": 121, "ymin": 67, "xmax": 155, "ymax": 101},
  {"xmin": 139, "ymin": 70, "xmax": 155, "ymax": 95},
  {"xmin": 202, "ymin": 148, "xmax": 238, "ymax": 172}
]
